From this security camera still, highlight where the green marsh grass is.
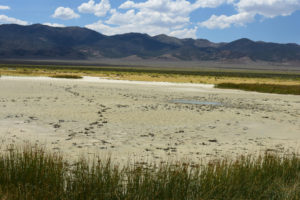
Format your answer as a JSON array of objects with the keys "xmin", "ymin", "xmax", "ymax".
[
  {"xmin": 1, "ymin": 146, "xmax": 300, "ymax": 199},
  {"xmin": 216, "ymin": 83, "xmax": 300, "ymax": 95}
]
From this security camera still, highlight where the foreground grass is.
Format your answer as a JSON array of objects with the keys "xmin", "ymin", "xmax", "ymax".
[
  {"xmin": 216, "ymin": 83, "xmax": 300, "ymax": 95},
  {"xmin": 0, "ymin": 146, "xmax": 300, "ymax": 199}
]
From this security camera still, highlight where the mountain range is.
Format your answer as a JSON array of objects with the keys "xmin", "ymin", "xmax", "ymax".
[{"xmin": 0, "ymin": 24, "xmax": 299, "ymax": 63}]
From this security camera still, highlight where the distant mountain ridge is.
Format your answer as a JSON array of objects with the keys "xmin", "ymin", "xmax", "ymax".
[{"xmin": 0, "ymin": 24, "xmax": 299, "ymax": 62}]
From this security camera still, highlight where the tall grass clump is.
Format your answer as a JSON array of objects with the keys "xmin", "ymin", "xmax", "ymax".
[
  {"xmin": 0, "ymin": 146, "xmax": 300, "ymax": 199},
  {"xmin": 216, "ymin": 83, "xmax": 300, "ymax": 95},
  {"xmin": 0, "ymin": 146, "xmax": 66, "ymax": 199}
]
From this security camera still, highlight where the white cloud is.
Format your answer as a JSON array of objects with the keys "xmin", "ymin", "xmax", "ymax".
[
  {"xmin": 106, "ymin": 9, "xmax": 189, "ymax": 28},
  {"xmin": 236, "ymin": 0, "xmax": 300, "ymax": 18},
  {"xmin": 0, "ymin": 5, "xmax": 10, "ymax": 10},
  {"xmin": 86, "ymin": 20, "xmax": 170, "ymax": 36},
  {"xmin": 85, "ymin": 20, "xmax": 116, "ymax": 34},
  {"xmin": 0, "ymin": 15, "xmax": 28, "ymax": 25},
  {"xmin": 193, "ymin": 0, "xmax": 235, "ymax": 9},
  {"xmin": 199, "ymin": 0, "xmax": 300, "ymax": 29},
  {"xmin": 86, "ymin": 0, "xmax": 300, "ymax": 36},
  {"xmin": 43, "ymin": 23, "xmax": 65, "ymax": 27},
  {"xmin": 169, "ymin": 27, "xmax": 198, "ymax": 38},
  {"xmin": 86, "ymin": 20, "xmax": 197, "ymax": 38},
  {"xmin": 200, "ymin": 12, "xmax": 254, "ymax": 29},
  {"xmin": 119, "ymin": 0, "xmax": 195, "ymax": 15},
  {"xmin": 119, "ymin": 0, "xmax": 232, "ymax": 13},
  {"xmin": 78, "ymin": 0, "xmax": 111, "ymax": 17},
  {"xmin": 52, "ymin": 7, "xmax": 80, "ymax": 20},
  {"xmin": 86, "ymin": 0, "xmax": 217, "ymax": 38},
  {"xmin": 106, "ymin": 9, "xmax": 136, "ymax": 25},
  {"xmin": 118, "ymin": 1, "xmax": 135, "ymax": 9}
]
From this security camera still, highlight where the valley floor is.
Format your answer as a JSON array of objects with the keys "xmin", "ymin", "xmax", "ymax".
[{"xmin": 0, "ymin": 76, "xmax": 300, "ymax": 164}]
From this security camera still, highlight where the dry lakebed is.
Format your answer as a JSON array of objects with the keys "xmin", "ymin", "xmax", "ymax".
[{"xmin": 0, "ymin": 76, "xmax": 300, "ymax": 164}]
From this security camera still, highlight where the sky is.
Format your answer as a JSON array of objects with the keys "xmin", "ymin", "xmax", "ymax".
[{"xmin": 0, "ymin": 0, "xmax": 300, "ymax": 44}]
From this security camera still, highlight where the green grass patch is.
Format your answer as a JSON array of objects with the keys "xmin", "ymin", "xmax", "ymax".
[
  {"xmin": 50, "ymin": 74, "xmax": 83, "ymax": 79},
  {"xmin": 1, "ymin": 146, "xmax": 300, "ymax": 199},
  {"xmin": 216, "ymin": 83, "xmax": 300, "ymax": 95}
]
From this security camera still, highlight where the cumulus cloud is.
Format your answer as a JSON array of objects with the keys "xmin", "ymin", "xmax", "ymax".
[
  {"xmin": 85, "ymin": 0, "xmax": 300, "ymax": 36},
  {"xmin": 43, "ymin": 22, "xmax": 65, "ymax": 27},
  {"xmin": 119, "ymin": 0, "xmax": 233, "ymax": 12},
  {"xmin": 200, "ymin": 12, "xmax": 255, "ymax": 29},
  {"xmin": 86, "ymin": 0, "xmax": 222, "ymax": 38},
  {"xmin": 169, "ymin": 27, "xmax": 198, "ymax": 38},
  {"xmin": 86, "ymin": 19, "xmax": 197, "ymax": 38},
  {"xmin": 86, "ymin": 20, "xmax": 169, "ymax": 36},
  {"xmin": 193, "ymin": 0, "xmax": 235, "ymax": 9},
  {"xmin": 236, "ymin": 0, "xmax": 300, "ymax": 18},
  {"xmin": 0, "ymin": 15, "xmax": 28, "ymax": 25},
  {"xmin": 78, "ymin": 0, "xmax": 111, "ymax": 17},
  {"xmin": 85, "ymin": 20, "xmax": 116, "ymax": 34},
  {"xmin": 200, "ymin": 0, "xmax": 300, "ymax": 29},
  {"xmin": 0, "ymin": 5, "xmax": 10, "ymax": 10},
  {"xmin": 106, "ymin": 9, "xmax": 189, "ymax": 28},
  {"xmin": 119, "ymin": 0, "xmax": 195, "ymax": 15},
  {"xmin": 52, "ymin": 7, "xmax": 80, "ymax": 20}
]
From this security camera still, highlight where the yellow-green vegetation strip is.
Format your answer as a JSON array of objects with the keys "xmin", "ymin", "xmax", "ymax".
[
  {"xmin": 1, "ymin": 146, "xmax": 300, "ymax": 200},
  {"xmin": 50, "ymin": 74, "xmax": 83, "ymax": 79},
  {"xmin": 1, "ymin": 64, "xmax": 300, "ymax": 86},
  {"xmin": 216, "ymin": 83, "xmax": 300, "ymax": 95}
]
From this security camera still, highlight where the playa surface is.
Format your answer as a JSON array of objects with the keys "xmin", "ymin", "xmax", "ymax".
[{"xmin": 0, "ymin": 76, "xmax": 300, "ymax": 164}]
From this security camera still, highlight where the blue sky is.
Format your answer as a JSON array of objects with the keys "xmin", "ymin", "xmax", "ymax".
[{"xmin": 0, "ymin": 0, "xmax": 300, "ymax": 44}]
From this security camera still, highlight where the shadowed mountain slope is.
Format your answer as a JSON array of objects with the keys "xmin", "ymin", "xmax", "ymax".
[{"xmin": 0, "ymin": 24, "xmax": 299, "ymax": 62}]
